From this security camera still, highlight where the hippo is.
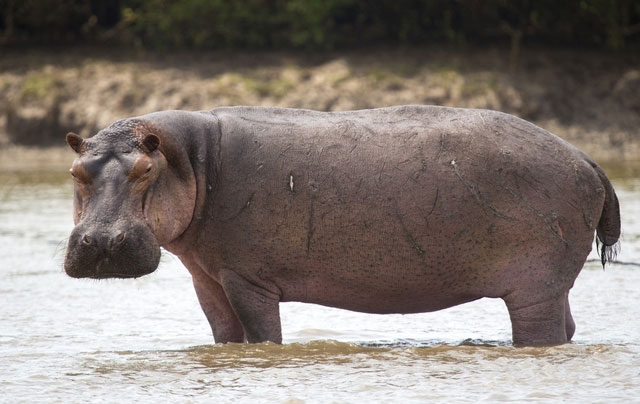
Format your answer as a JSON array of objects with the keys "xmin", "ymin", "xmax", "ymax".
[{"xmin": 64, "ymin": 105, "xmax": 620, "ymax": 346}]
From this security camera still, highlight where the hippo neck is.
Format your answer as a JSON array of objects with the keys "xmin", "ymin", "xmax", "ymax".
[{"xmin": 142, "ymin": 110, "xmax": 221, "ymax": 256}]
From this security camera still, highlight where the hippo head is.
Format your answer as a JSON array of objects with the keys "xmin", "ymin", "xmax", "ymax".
[{"xmin": 63, "ymin": 119, "xmax": 196, "ymax": 279}]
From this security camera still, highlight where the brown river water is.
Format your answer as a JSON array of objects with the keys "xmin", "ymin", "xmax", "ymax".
[{"xmin": 1, "ymin": 169, "xmax": 639, "ymax": 403}]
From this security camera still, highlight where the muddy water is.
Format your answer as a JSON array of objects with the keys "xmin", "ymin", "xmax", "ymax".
[{"xmin": 1, "ymin": 170, "xmax": 639, "ymax": 403}]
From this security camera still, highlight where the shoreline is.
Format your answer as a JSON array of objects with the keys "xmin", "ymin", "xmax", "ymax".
[{"xmin": 0, "ymin": 145, "xmax": 75, "ymax": 172}]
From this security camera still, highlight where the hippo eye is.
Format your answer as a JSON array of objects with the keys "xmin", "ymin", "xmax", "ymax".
[
  {"xmin": 69, "ymin": 162, "xmax": 91, "ymax": 184},
  {"xmin": 70, "ymin": 171, "xmax": 89, "ymax": 185},
  {"xmin": 129, "ymin": 157, "xmax": 154, "ymax": 182}
]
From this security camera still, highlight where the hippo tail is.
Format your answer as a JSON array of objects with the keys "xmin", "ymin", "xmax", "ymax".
[{"xmin": 591, "ymin": 162, "xmax": 621, "ymax": 268}]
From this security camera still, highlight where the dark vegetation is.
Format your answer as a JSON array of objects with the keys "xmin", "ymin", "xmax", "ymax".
[{"xmin": 2, "ymin": 0, "xmax": 640, "ymax": 51}]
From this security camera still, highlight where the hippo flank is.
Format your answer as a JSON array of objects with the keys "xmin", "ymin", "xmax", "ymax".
[{"xmin": 64, "ymin": 106, "xmax": 620, "ymax": 346}]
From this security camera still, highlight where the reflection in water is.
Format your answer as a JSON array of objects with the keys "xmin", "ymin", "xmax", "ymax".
[{"xmin": 1, "ymin": 171, "xmax": 639, "ymax": 403}]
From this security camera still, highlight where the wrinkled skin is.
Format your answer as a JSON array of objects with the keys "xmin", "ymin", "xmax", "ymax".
[
  {"xmin": 64, "ymin": 106, "xmax": 621, "ymax": 346},
  {"xmin": 64, "ymin": 119, "xmax": 195, "ymax": 279}
]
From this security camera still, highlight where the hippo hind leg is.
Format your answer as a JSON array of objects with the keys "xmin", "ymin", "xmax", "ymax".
[{"xmin": 504, "ymin": 292, "xmax": 570, "ymax": 346}]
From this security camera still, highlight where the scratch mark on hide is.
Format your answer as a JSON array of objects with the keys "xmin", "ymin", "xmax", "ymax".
[
  {"xmin": 403, "ymin": 131, "xmax": 419, "ymax": 143},
  {"xmin": 377, "ymin": 161, "xmax": 387, "ymax": 184},
  {"xmin": 361, "ymin": 124, "xmax": 377, "ymax": 140},
  {"xmin": 279, "ymin": 144, "xmax": 292, "ymax": 158},
  {"xmin": 548, "ymin": 221, "xmax": 568, "ymax": 246},
  {"xmin": 514, "ymin": 170, "xmax": 543, "ymax": 190},
  {"xmin": 427, "ymin": 187, "xmax": 439, "ymax": 219},
  {"xmin": 502, "ymin": 180, "xmax": 568, "ymax": 245},
  {"xmin": 394, "ymin": 202, "xmax": 425, "ymax": 257},
  {"xmin": 306, "ymin": 195, "xmax": 315, "ymax": 254},
  {"xmin": 289, "ymin": 174, "xmax": 294, "ymax": 192},
  {"xmin": 436, "ymin": 133, "xmax": 446, "ymax": 161},
  {"xmin": 451, "ymin": 160, "xmax": 516, "ymax": 221},
  {"xmin": 238, "ymin": 116, "xmax": 294, "ymax": 126},
  {"xmin": 361, "ymin": 124, "xmax": 385, "ymax": 148},
  {"xmin": 407, "ymin": 174, "xmax": 420, "ymax": 185},
  {"xmin": 223, "ymin": 191, "xmax": 255, "ymax": 222}
]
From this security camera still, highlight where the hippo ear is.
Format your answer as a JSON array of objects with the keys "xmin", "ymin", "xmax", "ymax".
[
  {"xmin": 66, "ymin": 132, "xmax": 84, "ymax": 153},
  {"xmin": 142, "ymin": 134, "xmax": 160, "ymax": 153}
]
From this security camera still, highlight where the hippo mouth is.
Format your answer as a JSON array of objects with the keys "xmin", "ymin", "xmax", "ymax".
[
  {"xmin": 87, "ymin": 272, "xmax": 151, "ymax": 279},
  {"xmin": 64, "ymin": 246, "xmax": 160, "ymax": 280},
  {"xmin": 97, "ymin": 263, "xmax": 151, "ymax": 278},
  {"xmin": 64, "ymin": 217, "xmax": 162, "ymax": 280},
  {"xmin": 66, "ymin": 262, "xmax": 158, "ymax": 279}
]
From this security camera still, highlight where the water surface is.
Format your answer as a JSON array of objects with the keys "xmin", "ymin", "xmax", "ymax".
[{"xmin": 1, "ymin": 170, "xmax": 639, "ymax": 403}]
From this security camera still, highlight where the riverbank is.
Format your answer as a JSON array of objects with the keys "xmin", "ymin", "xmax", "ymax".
[{"xmin": 1, "ymin": 47, "xmax": 639, "ymax": 164}]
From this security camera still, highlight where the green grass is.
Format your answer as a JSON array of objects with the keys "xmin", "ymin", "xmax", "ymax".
[{"xmin": 20, "ymin": 74, "xmax": 61, "ymax": 100}]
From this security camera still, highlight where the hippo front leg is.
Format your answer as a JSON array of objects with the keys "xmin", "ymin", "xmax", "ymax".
[
  {"xmin": 188, "ymin": 264, "xmax": 246, "ymax": 343},
  {"xmin": 220, "ymin": 269, "xmax": 283, "ymax": 344}
]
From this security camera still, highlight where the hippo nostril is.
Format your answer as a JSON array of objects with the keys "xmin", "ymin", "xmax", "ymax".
[
  {"xmin": 115, "ymin": 232, "xmax": 126, "ymax": 244},
  {"xmin": 82, "ymin": 234, "xmax": 93, "ymax": 245}
]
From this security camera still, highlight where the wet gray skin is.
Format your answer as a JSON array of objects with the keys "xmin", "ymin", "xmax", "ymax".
[
  {"xmin": 63, "ymin": 105, "xmax": 621, "ymax": 346},
  {"xmin": 64, "ymin": 122, "xmax": 162, "ymax": 279}
]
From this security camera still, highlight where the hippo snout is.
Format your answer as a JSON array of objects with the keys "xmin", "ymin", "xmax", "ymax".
[
  {"xmin": 79, "ymin": 230, "xmax": 126, "ymax": 250},
  {"xmin": 64, "ymin": 221, "xmax": 161, "ymax": 279}
]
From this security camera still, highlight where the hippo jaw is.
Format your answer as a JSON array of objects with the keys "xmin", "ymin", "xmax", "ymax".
[{"xmin": 64, "ymin": 218, "xmax": 161, "ymax": 279}]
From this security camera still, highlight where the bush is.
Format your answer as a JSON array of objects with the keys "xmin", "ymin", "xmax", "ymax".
[{"xmin": 1, "ymin": 0, "xmax": 639, "ymax": 50}]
